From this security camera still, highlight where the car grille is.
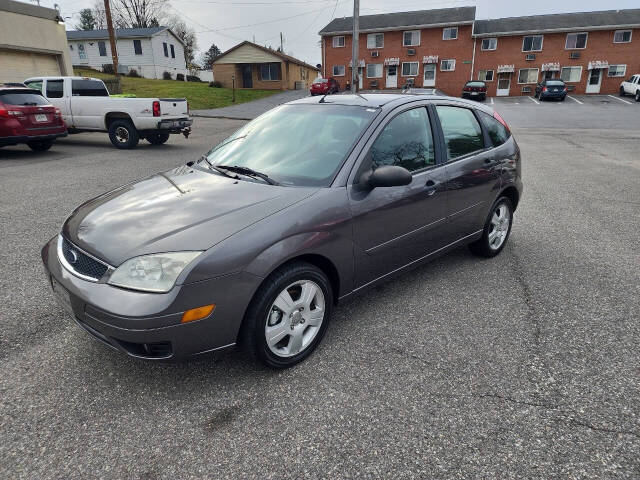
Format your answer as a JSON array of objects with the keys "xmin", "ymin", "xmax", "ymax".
[{"xmin": 60, "ymin": 237, "xmax": 109, "ymax": 281}]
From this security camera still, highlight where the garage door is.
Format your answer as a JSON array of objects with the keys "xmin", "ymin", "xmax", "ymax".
[{"xmin": 0, "ymin": 49, "xmax": 61, "ymax": 83}]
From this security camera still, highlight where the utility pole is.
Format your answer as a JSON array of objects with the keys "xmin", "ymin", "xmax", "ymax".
[
  {"xmin": 280, "ymin": 32, "xmax": 283, "ymax": 52},
  {"xmin": 103, "ymin": 0, "xmax": 119, "ymax": 78},
  {"xmin": 351, "ymin": 0, "xmax": 359, "ymax": 93}
]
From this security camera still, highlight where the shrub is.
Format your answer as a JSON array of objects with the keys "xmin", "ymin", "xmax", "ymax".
[
  {"xmin": 209, "ymin": 80, "xmax": 222, "ymax": 88},
  {"xmin": 163, "ymin": 71, "xmax": 172, "ymax": 80},
  {"xmin": 127, "ymin": 69, "xmax": 140, "ymax": 78},
  {"xmin": 102, "ymin": 64, "xmax": 115, "ymax": 74},
  {"xmin": 186, "ymin": 75, "xmax": 202, "ymax": 82},
  {"xmin": 176, "ymin": 73, "xmax": 185, "ymax": 81}
]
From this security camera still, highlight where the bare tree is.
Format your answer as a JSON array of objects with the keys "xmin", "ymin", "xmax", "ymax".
[
  {"xmin": 111, "ymin": 0, "xmax": 168, "ymax": 28},
  {"xmin": 164, "ymin": 14, "xmax": 198, "ymax": 68},
  {"xmin": 93, "ymin": 0, "xmax": 107, "ymax": 29}
]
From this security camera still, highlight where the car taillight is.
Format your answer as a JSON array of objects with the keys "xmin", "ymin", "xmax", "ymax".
[
  {"xmin": 493, "ymin": 111, "xmax": 510, "ymax": 133},
  {"xmin": 0, "ymin": 106, "xmax": 23, "ymax": 118},
  {"xmin": 152, "ymin": 100, "xmax": 161, "ymax": 117},
  {"xmin": 0, "ymin": 106, "xmax": 7, "ymax": 118},
  {"xmin": 542, "ymin": 87, "xmax": 547, "ymax": 92}
]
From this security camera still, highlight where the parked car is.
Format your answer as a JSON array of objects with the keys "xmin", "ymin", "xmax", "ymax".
[
  {"xmin": 310, "ymin": 77, "xmax": 339, "ymax": 96},
  {"xmin": 462, "ymin": 81, "xmax": 487, "ymax": 101},
  {"xmin": 23, "ymin": 76, "xmax": 193, "ymax": 149},
  {"xmin": 0, "ymin": 84, "xmax": 67, "ymax": 151},
  {"xmin": 534, "ymin": 79, "xmax": 567, "ymax": 101},
  {"xmin": 42, "ymin": 94, "xmax": 522, "ymax": 368},
  {"xmin": 619, "ymin": 74, "xmax": 640, "ymax": 101}
]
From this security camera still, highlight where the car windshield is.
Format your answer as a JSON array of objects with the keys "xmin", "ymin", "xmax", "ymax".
[
  {"xmin": 466, "ymin": 82, "xmax": 486, "ymax": 87},
  {"xmin": 546, "ymin": 80, "xmax": 564, "ymax": 86},
  {"xmin": 204, "ymin": 104, "xmax": 378, "ymax": 187},
  {"xmin": 313, "ymin": 78, "xmax": 328, "ymax": 84},
  {"xmin": 0, "ymin": 91, "xmax": 49, "ymax": 106}
]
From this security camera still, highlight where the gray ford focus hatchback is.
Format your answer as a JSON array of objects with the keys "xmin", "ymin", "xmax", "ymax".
[{"xmin": 42, "ymin": 94, "xmax": 522, "ymax": 368}]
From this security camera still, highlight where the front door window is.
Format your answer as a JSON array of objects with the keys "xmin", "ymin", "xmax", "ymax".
[{"xmin": 78, "ymin": 43, "xmax": 87, "ymax": 60}]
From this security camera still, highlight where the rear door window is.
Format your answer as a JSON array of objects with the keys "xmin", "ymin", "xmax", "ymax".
[
  {"xmin": 0, "ymin": 91, "xmax": 49, "ymax": 106},
  {"xmin": 477, "ymin": 111, "xmax": 510, "ymax": 147},
  {"xmin": 46, "ymin": 79, "xmax": 64, "ymax": 98},
  {"xmin": 71, "ymin": 80, "xmax": 109, "ymax": 97},
  {"xmin": 435, "ymin": 106, "xmax": 484, "ymax": 160}
]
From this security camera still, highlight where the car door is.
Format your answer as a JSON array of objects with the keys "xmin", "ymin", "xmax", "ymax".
[
  {"xmin": 43, "ymin": 79, "xmax": 71, "ymax": 125},
  {"xmin": 433, "ymin": 104, "xmax": 502, "ymax": 243},
  {"xmin": 347, "ymin": 105, "xmax": 448, "ymax": 288}
]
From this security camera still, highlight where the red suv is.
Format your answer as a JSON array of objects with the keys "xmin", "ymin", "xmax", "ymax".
[
  {"xmin": 0, "ymin": 85, "xmax": 67, "ymax": 151},
  {"xmin": 310, "ymin": 77, "xmax": 339, "ymax": 96}
]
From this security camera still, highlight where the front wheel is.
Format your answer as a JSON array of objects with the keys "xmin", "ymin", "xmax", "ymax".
[
  {"xmin": 620, "ymin": 87, "xmax": 626, "ymax": 96},
  {"xmin": 27, "ymin": 140, "xmax": 54, "ymax": 152},
  {"xmin": 469, "ymin": 197, "xmax": 514, "ymax": 258},
  {"xmin": 145, "ymin": 133, "xmax": 170, "ymax": 145},
  {"xmin": 108, "ymin": 119, "xmax": 139, "ymax": 149},
  {"xmin": 636, "ymin": 91, "xmax": 640, "ymax": 102},
  {"xmin": 241, "ymin": 262, "xmax": 333, "ymax": 369}
]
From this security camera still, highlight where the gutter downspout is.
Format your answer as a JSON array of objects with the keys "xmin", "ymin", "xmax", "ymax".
[
  {"xmin": 470, "ymin": 21, "xmax": 476, "ymax": 81},
  {"xmin": 322, "ymin": 36, "xmax": 326, "ymax": 78}
]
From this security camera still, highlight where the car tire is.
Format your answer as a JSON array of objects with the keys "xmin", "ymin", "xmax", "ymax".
[
  {"xmin": 620, "ymin": 87, "xmax": 626, "ymax": 96},
  {"xmin": 27, "ymin": 140, "xmax": 54, "ymax": 152},
  {"xmin": 636, "ymin": 91, "xmax": 640, "ymax": 102},
  {"xmin": 108, "ymin": 119, "xmax": 139, "ymax": 149},
  {"xmin": 469, "ymin": 196, "xmax": 514, "ymax": 258},
  {"xmin": 240, "ymin": 261, "xmax": 333, "ymax": 369},
  {"xmin": 145, "ymin": 133, "xmax": 170, "ymax": 145}
]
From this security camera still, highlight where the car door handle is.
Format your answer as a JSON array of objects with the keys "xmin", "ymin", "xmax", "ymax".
[{"xmin": 425, "ymin": 179, "xmax": 437, "ymax": 196}]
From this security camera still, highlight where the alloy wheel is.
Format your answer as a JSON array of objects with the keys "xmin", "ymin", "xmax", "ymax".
[
  {"xmin": 115, "ymin": 126, "xmax": 130, "ymax": 144},
  {"xmin": 488, "ymin": 203, "xmax": 511, "ymax": 250}
]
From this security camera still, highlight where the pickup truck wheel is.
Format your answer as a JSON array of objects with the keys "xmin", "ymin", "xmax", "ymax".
[
  {"xmin": 145, "ymin": 133, "xmax": 170, "ymax": 145},
  {"xmin": 620, "ymin": 87, "xmax": 626, "ymax": 96},
  {"xmin": 27, "ymin": 140, "xmax": 54, "ymax": 152},
  {"xmin": 636, "ymin": 91, "xmax": 640, "ymax": 102},
  {"xmin": 108, "ymin": 120, "xmax": 139, "ymax": 149}
]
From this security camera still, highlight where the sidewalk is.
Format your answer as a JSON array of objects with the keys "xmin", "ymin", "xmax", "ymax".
[{"xmin": 192, "ymin": 90, "xmax": 310, "ymax": 120}]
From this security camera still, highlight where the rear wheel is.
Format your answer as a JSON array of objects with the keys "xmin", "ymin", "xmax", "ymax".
[
  {"xmin": 469, "ymin": 196, "xmax": 513, "ymax": 258},
  {"xmin": 145, "ymin": 133, "xmax": 170, "ymax": 145},
  {"xmin": 108, "ymin": 119, "xmax": 139, "ymax": 149},
  {"xmin": 635, "ymin": 91, "xmax": 640, "ymax": 102},
  {"xmin": 27, "ymin": 140, "xmax": 54, "ymax": 152}
]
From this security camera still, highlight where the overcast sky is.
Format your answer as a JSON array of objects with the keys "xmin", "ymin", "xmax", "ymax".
[{"xmin": 46, "ymin": 0, "xmax": 639, "ymax": 66}]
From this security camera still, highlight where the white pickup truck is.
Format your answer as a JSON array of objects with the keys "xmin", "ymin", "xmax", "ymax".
[
  {"xmin": 23, "ymin": 76, "xmax": 192, "ymax": 149},
  {"xmin": 620, "ymin": 74, "xmax": 640, "ymax": 102}
]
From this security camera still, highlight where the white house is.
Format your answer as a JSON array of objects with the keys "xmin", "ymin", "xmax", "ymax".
[{"xmin": 66, "ymin": 26, "xmax": 187, "ymax": 79}]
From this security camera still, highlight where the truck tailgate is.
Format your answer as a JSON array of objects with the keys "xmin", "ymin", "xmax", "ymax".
[{"xmin": 159, "ymin": 98, "xmax": 188, "ymax": 117}]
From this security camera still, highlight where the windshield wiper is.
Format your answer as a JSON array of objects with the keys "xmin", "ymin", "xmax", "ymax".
[{"xmin": 216, "ymin": 165, "xmax": 279, "ymax": 185}]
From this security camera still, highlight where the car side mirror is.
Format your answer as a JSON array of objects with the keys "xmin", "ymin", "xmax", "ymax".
[{"xmin": 360, "ymin": 165, "xmax": 412, "ymax": 189}]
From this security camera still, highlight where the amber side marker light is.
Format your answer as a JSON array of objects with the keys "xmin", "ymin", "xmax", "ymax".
[{"xmin": 182, "ymin": 304, "xmax": 215, "ymax": 323}]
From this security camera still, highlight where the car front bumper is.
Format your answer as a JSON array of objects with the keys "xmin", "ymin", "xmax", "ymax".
[
  {"xmin": 0, "ymin": 131, "xmax": 67, "ymax": 147},
  {"xmin": 41, "ymin": 236, "xmax": 262, "ymax": 361}
]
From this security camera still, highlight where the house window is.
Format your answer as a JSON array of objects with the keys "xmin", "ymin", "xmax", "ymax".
[
  {"xmin": 332, "ymin": 36, "xmax": 345, "ymax": 47},
  {"xmin": 332, "ymin": 65, "xmax": 345, "ymax": 76},
  {"xmin": 260, "ymin": 63, "xmax": 280, "ymax": 81},
  {"xmin": 401, "ymin": 62, "xmax": 419, "ymax": 76},
  {"xmin": 77, "ymin": 43, "xmax": 87, "ymax": 59},
  {"xmin": 443, "ymin": 27, "xmax": 458, "ymax": 40},
  {"xmin": 98, "ymin": 41, "xmax": 107, "ymax": 57},
  {"xmin": 565, "ymin": 32, "xmax": 587, "ymax": 49},
  {"xmin": 367, "ymin": 33, "xmax": 384, "ymax": 49},
  {"xmin": 518, "ymin": 68, "xmax": 539, "ymax": 84},
  {"xmin": 403, "ymin": 30, "xmax": 420, "ymax": 46},
  {"xmin": 478, "ymin": 69, "xmax": 494, "ymax": 82},
  {"xmin": 522, "ymin": 35, "xmax": 543, "ymax": 52},
  {"xmin": 481, "ymin": 38, "xmax": 497, "ymax": 50},
  {"xmin": 163, "ymin": 42, "xmax": 168, "ymax": 57},
  {"xmin": 366, "ymin": 63, "xmax": 382, "ymax": 78},
  {"xmin": 170, "ymin": 44, "xmax": 175, "ymax": 58},
  {"xmin": 608, "ymin": 65, "xmax": 627, "ymax": 77},
  {"xmin": 614, "ymin": 30, "xmax": 632, "ymax": 43},
  {"xmin": 133, "ymin": 39, "xmax": 142, "ymax": 55},
  {"xmin": 560, "ymin": 66, "xmax": 582, "ymax": 82},
  {"xmin": 440, "ymin": 59, "xmax": 455, "ymax": 72}
]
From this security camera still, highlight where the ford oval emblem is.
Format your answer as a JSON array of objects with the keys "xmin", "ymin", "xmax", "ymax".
[{"xmin": 68, "ymin": 250, "xmax": 79, "ymax": 264}]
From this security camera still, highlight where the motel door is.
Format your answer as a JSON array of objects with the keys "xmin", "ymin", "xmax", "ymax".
[
  {"xmin": 424, "ymin": 64, "xmax": 436, "ymax": 87},
  {"xmin": 586, "ymin": 68, "xmax": 603, "ymax": 93},
  {"xmin": 496, "ymin": 72, "xmax": 511, "ymax": 96},
  {"xmin": 386, "ymin": 65, "xmax": 397, "ymax": 88}
]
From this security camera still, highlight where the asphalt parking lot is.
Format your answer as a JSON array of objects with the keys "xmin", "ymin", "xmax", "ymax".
[{"xmin": 1, "ymin": 99, "xmax": 639, "ymax": 479}]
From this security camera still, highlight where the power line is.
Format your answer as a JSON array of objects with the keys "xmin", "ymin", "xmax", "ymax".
[{"xmin": 192, "ymin": 6, "xmax": 331, "ymax": 33}]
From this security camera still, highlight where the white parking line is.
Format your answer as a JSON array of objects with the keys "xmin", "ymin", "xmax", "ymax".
[
  {"xmin": 608, "ymin": 94, "xmax": 633, "ymax": 105},
  {"xmin": 567, "ymin": 95, "xmax": 583, "ymax": 104},
  {"xmin": 528, "ymin": 96, "xmax": 540, "ymax": 105}
]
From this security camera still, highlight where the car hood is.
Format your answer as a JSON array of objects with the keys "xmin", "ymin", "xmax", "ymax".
[{"xmin": 62, "ymin": 165, "xmax": 318, "ymax": 266}]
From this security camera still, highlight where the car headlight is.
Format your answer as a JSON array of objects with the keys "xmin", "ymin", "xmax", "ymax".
[{"xmin": 108, "ymin": 251, "xmax": 202, "ymax": 293}]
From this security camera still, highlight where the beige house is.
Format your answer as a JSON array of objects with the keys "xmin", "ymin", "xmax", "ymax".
[
  {"xmin": 0, "ymin": 0, "xmax": 73, "ymax": 83},
  {"xmin": 213, "ymin": 41, "xmax": 319, "ymax": 90}
]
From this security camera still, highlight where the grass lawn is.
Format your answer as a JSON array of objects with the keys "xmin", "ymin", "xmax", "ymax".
[{"xmin": 73, "ymin": 68, "xmax": 278, "ymax": 110}]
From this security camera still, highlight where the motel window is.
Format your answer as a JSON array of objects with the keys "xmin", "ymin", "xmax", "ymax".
[
  {"xmin": 613, "ymin": 30, "xmax": 632, "ymax": 43},
  {"xmin": 443, "ymin": 27, "xmax": 458, "ymax": 40},
  {"xmin": 367, "ymin": 33, "xmax": 384, "ymax": 49},
  {"xmin": 440, "ymin": 59, "xmax": 456, "ymax": 71},
  {"xmin": 481, "ymin": 38, "xmax": 497, "ymax": 50},
  {"xmin": 332, "ymin": 65, "xmax": 345, "ymax": 76},
  {"xmin": 260, "ymin": 63, "xmax": 280, "ymax": 81},
  {"xmin": 401, "ymin": 62, "xmax": 419, "ymax": 76},
  {"xmin": 560, "ymin": 66, "xmax": 582, "ymax": 82},
  {"xmin": 478, "ymin": 69, "xmax": 494, "ymax": 82},
  {"xmin": 366, "ymin": 63, "xmax": 382, "ymax": 78},
  {"xmin": 163, "ymin": 42, "xmax": 168, "ymax": 57},
  {"xmin": 403, "ymin": 30, "xmax": 420, "ymax": 46},
  {"xmin": 518, "ymin": 68, "xmax": 539, "ymax": 84},
  {"xmin": 608, "ymin": 65, "xmax": 627, "ymax": 77},
  {"xmin": 170, "ymin": 44, "xmax": 175, "ymax": 58},
  {"xmin": 134, "ymin": 39, "xmax": 142, "ymax": 55},
  {"xmin": 332, "ymin": 36, "xmax": 345, "ymax": 47},
  {"xmin": 565, "ymin": 32, "xmax": 588, "ymax": 49},
  {"xmin": 98, "ymin": 41, "xmax": 107, "ymax": 57},
  {"xmin": 522, "ymin": 35, "xmax": 543, "ymax": 52}
]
